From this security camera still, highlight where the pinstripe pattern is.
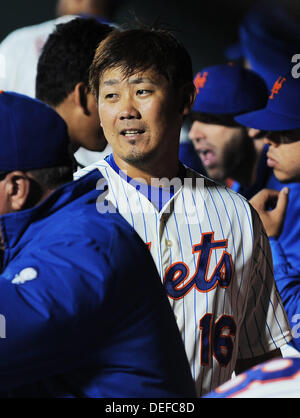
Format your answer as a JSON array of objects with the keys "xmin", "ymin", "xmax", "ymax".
[{"xmin": 75, "ymin": 162, "xmax": 292, "ymax": 397}]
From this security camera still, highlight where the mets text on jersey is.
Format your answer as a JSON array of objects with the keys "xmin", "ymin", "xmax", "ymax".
[{"xmin": 164, "ymin": 232, "xmax": 233, "ymax": 299}]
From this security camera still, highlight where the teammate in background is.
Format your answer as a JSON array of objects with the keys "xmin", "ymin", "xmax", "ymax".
[
  {"xmin": 0, "ymin": 0, "xmax": 122, "ymax": 167},
  {"xmin": 56, "ymin": 0, "xmax": 121, "ymax": 21},
  {"xmin": 0, "ymin": 0, "xmax": 120, "ymax": 97},
  {"xmin": 224, "ymin": 1, "xmax": 300, "ymax": 89},
  {"xmin": 0, "ymin": 91, "xmax": 196, "ymax": 398},
  {"xmin": 234, "ymin": 73, "xmax": 300, "ymax": 354},
  {"xmin": 36, "ymin": 18, "xmax": 114, "ymax": 170},
  {"xmin": 75, "ymin": 26, "xmax": 292, "ymax": 397},
  {"xmin": 189, "ymin": 65, "xmax": 300, "ymax": 357},
  {"xmin": 188, "ymin": 63, "xmax": 270, "ymax": 198},
  {"xmin": 204, "ymin": 357, "xmax": 300, "ymax": 398}
]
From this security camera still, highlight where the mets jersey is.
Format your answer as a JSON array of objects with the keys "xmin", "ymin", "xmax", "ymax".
[
  {"xmin": 204, "ymin": 357, "xmax": 300, "ymax": 398},
  {"xmin": 75, "ymin": 158, "xmax": 292, "ymax": 397}
]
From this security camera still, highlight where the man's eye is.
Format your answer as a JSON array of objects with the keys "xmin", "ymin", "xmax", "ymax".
[
  {"xmin": 137, "ymin": 89, "xmax": 152, "ymax": 95},
  {"xmin": 105, "ymin": 93, "xmax": 118, "ymax": 99}
]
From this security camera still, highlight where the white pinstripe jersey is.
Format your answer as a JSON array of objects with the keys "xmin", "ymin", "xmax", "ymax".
[{"xmin": 75, "ymin": 159, "xmax": 292, "ymax": 397}]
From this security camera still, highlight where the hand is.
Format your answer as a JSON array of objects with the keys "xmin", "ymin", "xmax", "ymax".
[{"xmin": 249, "ymin": 188, "xmax": 289, "ymax": 238}]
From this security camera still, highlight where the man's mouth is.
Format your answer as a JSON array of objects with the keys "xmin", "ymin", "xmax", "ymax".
[
  {"xmin": 198, "ymin": 148, "xmax": 217, "ymax": 168},
  {"xmin": 120, "ymin": 129, "xmax": 145, "ymax": 138},
  {"xmin": 266, "ymin": 152, "xmax": 278, "ymax": 168}
]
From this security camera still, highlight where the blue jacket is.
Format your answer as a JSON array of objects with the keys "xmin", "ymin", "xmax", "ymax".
[
  {"xmin": 232, "ymin": 145, "xmax": 300, "ymax": 351},
  {"xmin": 267, "ymin": 178, "xmax": 300, "ymax": 352},
  {"xmin": 0, "ymin": 169, "xmax": 196, "ymax": 398}
]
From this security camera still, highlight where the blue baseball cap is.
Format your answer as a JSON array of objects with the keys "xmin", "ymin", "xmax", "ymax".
[
  {"xmin": 235, "ymin": 73, "xmax": 300, "ymax": 131},
  {"xmin": 0, "ymin": 91, "xmax": 72, "ymax": 172},
  {"xmin": 225, "ymin": 3, "xmax": 300, "ymax": 88},
  {"xmin": 192, "ymin": 63, "xmax": 268, "ymax": 116}
]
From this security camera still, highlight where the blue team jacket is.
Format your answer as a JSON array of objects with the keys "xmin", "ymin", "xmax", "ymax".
[
  {"xmin": 0, "ymin": 169, "xmax": 196, "ymax": 398},
  {"xmin": 232, "ymin": 145, "xmax": 300, "ymax": 351}
]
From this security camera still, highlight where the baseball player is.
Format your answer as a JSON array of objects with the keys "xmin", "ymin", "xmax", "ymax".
[
  {"xmin": 204, "ymin": 357, "xmax": 300, "ymax": 398},
  {"xmin": 35, "ymin": 17, "xmax": 114, "ymax": 169},
  {"xmin": 189, "ymin": 64, "xmax": 300, "ymax": 356},
  {"xmin": 224, "ymin": 2, "xmax": 300, "ymax": 89},
  {"xmin": 74, "ymin": 26, "xmax": 292, "ymax": 397},
  {"xmin": 0, "ymin": 1, "xmax": 120, "ymax": 168},
  {"xmin": 0, "ymin": 91, "xmax": 196, "ymax": 398},
  {"xmin": 235, "ymin": 72, "xmax": 300, "ymax": 354},
  {"xmin": 0, "ymin": 0, "xmax": 118, "ymax": 97},
  {"xmin": 188, "ymin": 63, "xmax": 270, "ymax": 198},
  {"xmin": 35, "ymin": 17, "xmax": 202, "ymax": 173}
]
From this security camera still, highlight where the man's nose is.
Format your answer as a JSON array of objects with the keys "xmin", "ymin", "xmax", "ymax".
[{"xmin": 119, "ymin": 98, "xmax": 141, "ymax": 120}]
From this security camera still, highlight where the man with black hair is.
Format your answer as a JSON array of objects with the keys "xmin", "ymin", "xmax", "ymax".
[
  {"xmin": 188, "ymin": 63, "xmax": 270, "ymax": 198},
  {"xmin": 0, "ymin": 0, "xmax": 121, "ymax": 97},
  {"xmin": 36, "ymin": 17, "xmax": 113, "ymax": 162},
  {"xmin": 0, "ymin": 91, "xmax": 196, "ymax": 398},
  {"xmin": 75, "ymin": 26, "xmax": 292, "ymax": 397}
]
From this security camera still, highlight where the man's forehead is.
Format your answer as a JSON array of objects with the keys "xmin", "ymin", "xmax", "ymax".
[{"xmin": 100, "ymin": 66, "xmax": 167, "ymax": 86}]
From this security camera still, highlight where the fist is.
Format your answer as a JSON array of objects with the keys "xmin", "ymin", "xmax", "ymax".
[{"xmin": 250, "ymin": 188, "xmax": 289, "ymax": 238}]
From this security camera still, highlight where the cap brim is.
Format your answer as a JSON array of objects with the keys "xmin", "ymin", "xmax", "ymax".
[{"xmin": 235, "ymin": 108, "xmax": 300, "ymax": 131}]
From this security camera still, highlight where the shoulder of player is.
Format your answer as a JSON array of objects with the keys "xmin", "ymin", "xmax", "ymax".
[
  {"xmin": 74, "ymin": 159, "xmax": 109, "ymax": 180},
  {"xmin": 20, "ymin": 192, "xmax": 139, "ymax": 267},
  {"xmin": 184, "ymin": 166, "xmax": 250, "ymax": 204},
  {"xmin": 0, "ymin": 15, "xmax": 76, "ymax": 47}
]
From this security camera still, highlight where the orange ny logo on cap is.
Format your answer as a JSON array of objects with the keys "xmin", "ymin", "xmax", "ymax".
[
  {"xmin": 269, "ymin": 76, "xmax": 286, "ymax": 99},
  {"xmin": 194, "ymin": 72, "xmax": 208, "ymax": 94}
]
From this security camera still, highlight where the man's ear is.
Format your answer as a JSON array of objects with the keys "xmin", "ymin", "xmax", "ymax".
[
  {"xmin": 73, "ymin": 82, "xmax": 90, "ymax": 116},
  {"xmin": 248, "ymin": 128, "xmax": 261, "ymax": 139},
  {"xmin": 180, "ymin": 83, "xmax": 196, "ymax": 116},
  {"xmin": 5, "ymin": 172, "xmax": 31, "ymax": 212}
]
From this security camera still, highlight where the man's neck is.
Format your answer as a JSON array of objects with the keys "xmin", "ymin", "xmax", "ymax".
[{"xmin": 113, "ymin": 153, "xmax": 180, "ymax": 185}]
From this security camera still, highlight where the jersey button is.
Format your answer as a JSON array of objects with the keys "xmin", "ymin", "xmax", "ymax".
[{"xmin": 166, "ymin": 239, "xmax": 173, "ymax": 247}]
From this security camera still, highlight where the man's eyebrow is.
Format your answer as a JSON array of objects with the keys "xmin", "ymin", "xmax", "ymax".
[
  {"xmin": 102, "ymin": 79, "xmax": 120, "ymax": 86},
  {"xmin": 102, "ymin": 77, "xmax": 157, "ymax": 87},
  {"xmin": 129, "ymin": 77, "xmax": 156, "ymax": 85}
]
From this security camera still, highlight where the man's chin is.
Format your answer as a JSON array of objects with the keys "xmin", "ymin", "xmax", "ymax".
[
  {"xmin": 121, "ymin": 148, "xmax": 158, "ymax": 166},
  {"xmin": 274, "ymin": 169, "xmax": 298, "ymax": 184}
]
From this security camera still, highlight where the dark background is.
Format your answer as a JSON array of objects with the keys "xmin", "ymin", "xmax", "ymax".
[{"xmin": 1, "ymin": 0, "xmax": 299, "ymax": 74}]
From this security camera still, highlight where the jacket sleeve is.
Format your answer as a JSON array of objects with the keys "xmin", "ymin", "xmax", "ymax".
[{"xmin": 270, "ymin": 237, "xmax": 300, "ymax": 345}]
